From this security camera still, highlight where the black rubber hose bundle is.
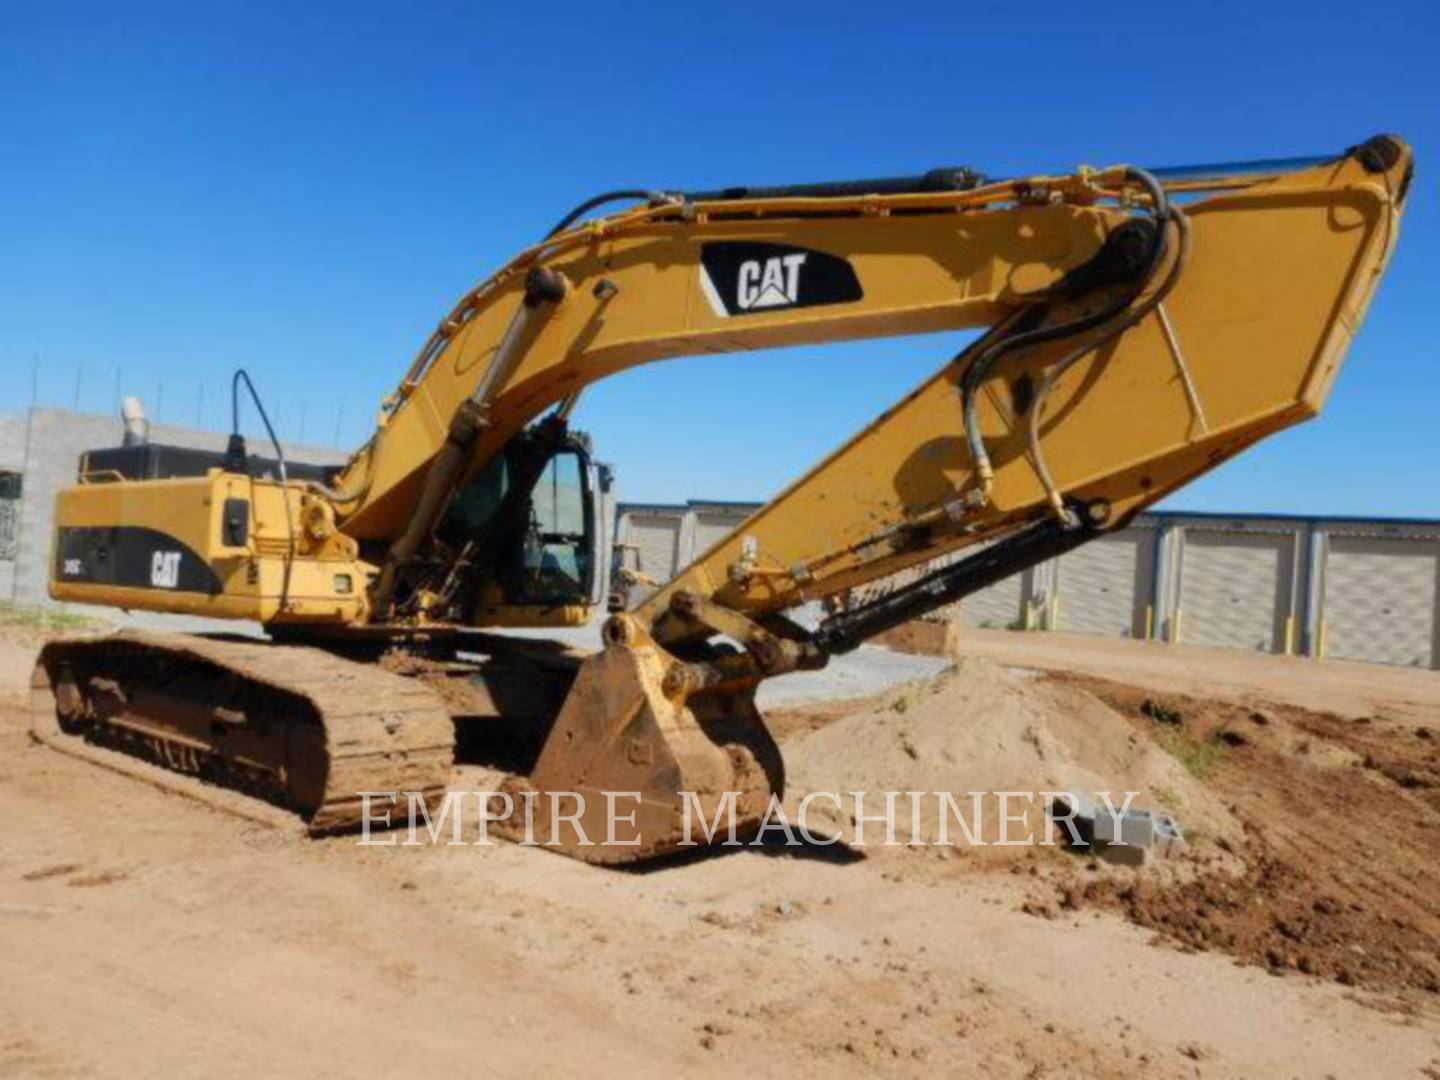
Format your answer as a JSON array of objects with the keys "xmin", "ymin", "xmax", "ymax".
[{"xmin": 956, "ymin": 168, "xmax": 1178, "ymax": 504}]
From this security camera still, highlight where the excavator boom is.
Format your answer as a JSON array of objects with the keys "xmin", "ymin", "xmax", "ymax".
[{"xmin": 35, "ymin": 135, "xmax": 1412, "ymax": 861}]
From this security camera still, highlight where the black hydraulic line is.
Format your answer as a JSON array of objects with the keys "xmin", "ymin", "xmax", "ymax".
[
  {"xmin": 957, "ymin": 167, "xmax": 1173, "ymax": 505},
  {"xmin": 544, "ymin": 167, "xmax": 985, "ymax": 240},
  {"xmin": 684, "ymin": 166, "xmax": 986, "ymax": 204},
  {"xmin": 227, "ymin": 369, "xmax": 296, "ymax": 614},
  {"xmin": 1024, "ymin": 208, "xmax": 1192, "ymax": 515},
  {"xmin": 549, "ymin": 144, "xmax": 1368, "ymax": 241},
  {"xmin": 546, "ymin": 189, "xmax": 669, "ymax": 239},
  {"xmin": 812, "ymin": 511, "xmax": 1102, "ymax": 656}
]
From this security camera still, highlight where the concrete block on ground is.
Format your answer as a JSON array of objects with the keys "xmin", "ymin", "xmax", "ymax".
[{"xmin": 1052, "ymin": 794, "xmax": 1185, "ymax": 866}]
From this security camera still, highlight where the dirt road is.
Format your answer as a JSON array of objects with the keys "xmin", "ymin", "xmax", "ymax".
[
  {"xmin": 960, "ymin": 627, "xmax": 1440, "ymax": 724},
  {"xmin": 2, "ymin": 627, "xmax": 1438, "ymax": 1078}
]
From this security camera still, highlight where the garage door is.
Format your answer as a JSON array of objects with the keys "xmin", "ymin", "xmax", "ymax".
[
  {"xmin": 1323, "ymin": 535, "xmax": 1438, "ymax": 668},
  {"xmin": 693, "ymin": 511, "xmax": 746, "ymax": 558},
  {"xmin": 1056, "ymin": 530, "xmax": 1153, "ymax": 638},
  {"xmin": 1178, "ymin": 530, "xmax": 1294, "ymax": 653},
  {"xmin": 960, "ymin": 569, "xmax": 1027, "ymax": 630},
  {"xmin": 625, "ymin": 514, "xmax": 683, "ymax": 598}
]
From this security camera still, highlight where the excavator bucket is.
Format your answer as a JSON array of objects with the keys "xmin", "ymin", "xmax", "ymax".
[{"xmin": 496, "ymin": 634, "xmax": 783, "ymax": 862}]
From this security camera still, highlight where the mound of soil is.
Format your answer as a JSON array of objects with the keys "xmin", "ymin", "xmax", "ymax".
[
  {"xmin": 779, "ymin": 655, "xmax": 1440, "ymax": 998},
  {"xmin": 781, "ymin": 656, "xmax": 1238, "ymax": 853}
]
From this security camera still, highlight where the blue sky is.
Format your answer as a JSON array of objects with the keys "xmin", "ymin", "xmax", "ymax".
[{"xmin": 2, "ymin": 2, "xmax": 1436, "ymax": 515}]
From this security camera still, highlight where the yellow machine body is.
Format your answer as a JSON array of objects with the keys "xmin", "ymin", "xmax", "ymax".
[{"xmin": 50, "ymin": 469, "xmax": 369, "ymax": 624}]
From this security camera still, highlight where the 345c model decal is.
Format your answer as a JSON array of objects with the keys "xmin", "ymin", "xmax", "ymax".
[
  {"xmin": 699, "ymin": 242, "xmax": 863, "ymax": 318},
  {"xmin": 55, "ymin": 526, "xmax": 223, "ymax": 595}
]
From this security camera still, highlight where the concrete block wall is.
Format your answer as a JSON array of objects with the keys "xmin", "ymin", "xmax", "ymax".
[{"xmin": 0, "ymin": 413, "xmax": 26, "ymax": 473}]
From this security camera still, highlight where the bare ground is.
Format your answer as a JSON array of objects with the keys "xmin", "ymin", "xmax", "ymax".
[
  {"xmin": 1038, "ymin": 672, "xmax": 1440, "ymax": 997},
  {"xmin": 2, "ymin": 625, "xmax": 1439, "ymax": 1079}
]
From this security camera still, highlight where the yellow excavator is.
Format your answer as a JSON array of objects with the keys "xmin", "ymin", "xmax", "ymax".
[{"xmin": 32, "ymin": 135, "xmax": 1412, "ymax": 862}]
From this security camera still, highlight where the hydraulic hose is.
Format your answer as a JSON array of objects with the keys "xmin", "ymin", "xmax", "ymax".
[
  {"xmin": 958, "ymin": 168, "xmax": 1172, "ymax": 507},
  {"xmin": 546, "ymin": 189, "xmax": 671, "ymax": 239},
  {"xmin": 229, "ymin": 369, "xmax": 297, "ymax": 613},
  {"xmin": 1025, "ymin": 207, "xmax": 1192, "ymax": 523}
]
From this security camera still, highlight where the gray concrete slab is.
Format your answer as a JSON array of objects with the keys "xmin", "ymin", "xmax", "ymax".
[
  {"xmin": 495, "ymin": 622, "xmax": 951, "ymax": 707},
  {"xmin": 86, "ymin": 608, "xmax": 949, "ymax": 708}
]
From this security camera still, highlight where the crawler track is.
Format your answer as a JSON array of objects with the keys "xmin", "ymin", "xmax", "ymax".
[{"xmin": 30, "ymin": 631, "xmax": 455, "ymax": 832}]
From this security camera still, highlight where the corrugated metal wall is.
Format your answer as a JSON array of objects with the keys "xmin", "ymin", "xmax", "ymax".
[
  {"xmin": 616, "ymin": 502, "xmax": 1440, "ymax": 670},
  {"xmin": 1175, "ymin": 527, "xmax": 1297, "ymax": 653},
  {"xmin": 618, "ymin": 511, "xmax": 684, "ymax": 600},
  {"xmin": 1319, "ymin": 528, "xmax": 1439, "ymax": 668},
  {"xmin": 693, "ymin": 511, "xmax": 743, "ymax": 558},
  {"xmin": 1054, "ymin": 529, "xmax": 1155, "ymax": 638},
  {"xmin": 959, "ymin": 569, "xmax": 1028, "ymax": 630}
]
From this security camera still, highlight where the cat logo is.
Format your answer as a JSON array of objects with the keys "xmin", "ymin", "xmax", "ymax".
[
  {"xmin": 699, "ymin": 241, "xmax": 862, "ymax": 318},
  {"xmin": 151, "ymin": 550, "xmax": 182, "ymax": 588},
  {"xmin": 736, "ymin": 253, "xmax": 807, "ymax": 310}
]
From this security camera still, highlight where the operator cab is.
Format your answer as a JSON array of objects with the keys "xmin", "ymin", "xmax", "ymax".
[{"xmin": 439, "ymin": 423, "xmax": 608, "ymax": 623}]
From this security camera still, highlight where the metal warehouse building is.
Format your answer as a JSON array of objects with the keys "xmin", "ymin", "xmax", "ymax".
[{"xmin": 616, "ymin": 501, "xmax": 1440, "ymax": 670}]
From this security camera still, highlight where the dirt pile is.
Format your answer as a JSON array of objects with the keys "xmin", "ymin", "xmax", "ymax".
[
  {"xmin": 1056, "ymin": 674, "xmax": 1440, "ymax": 996},
  {"xmin": 781, "ymin": 656, "xmax": 1238, "ymax": 853},
  {"xmin": 779, "ymin": 655, "xmax": 1440, "ymax": 997},
  {"xmin": 1083, "ymin": 849, "xmax": 1440, "ymax": 994}
]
